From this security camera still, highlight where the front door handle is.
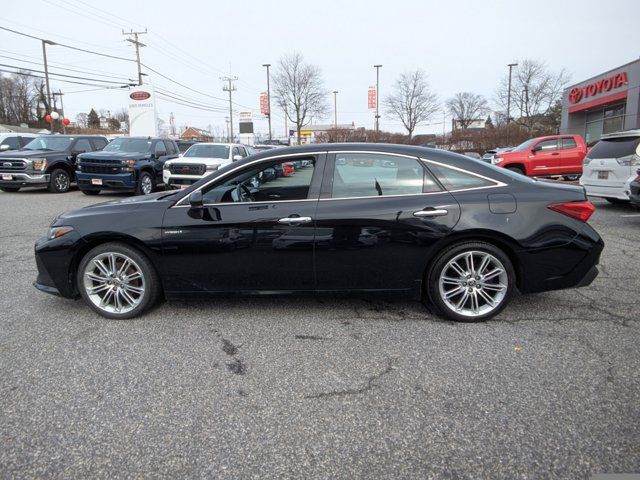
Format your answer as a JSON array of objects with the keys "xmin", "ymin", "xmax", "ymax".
[
  {"xmin": 414, "ymin": 209, "xmax": 448, "ymax": 217},
  {"xmin": 278, "ymin": 216, "xmax": 312, "ymax": 224}
]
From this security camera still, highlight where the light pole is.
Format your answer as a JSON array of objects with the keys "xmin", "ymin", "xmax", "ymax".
[
  {"xmin": 374, "ymin": 64, "xmax": 382, "ymax": 131},
  {"xmin": 333, "ymin": 90, "xmax": 338, "ymax": 128},
  {"xmin": 506, "ymin": 62, "xmax": 518, "ymax": 144},
  {"xmin": 262, "ymin": 63, "xmax": 272, "ymax": 141}
]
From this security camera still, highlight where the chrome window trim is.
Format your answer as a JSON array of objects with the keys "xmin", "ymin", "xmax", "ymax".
[
  {"xmin": 332, "ymin": 150, "xmax": 420, "ymax": 160},
  {"xmin": 420, "ymin": 157, "xmax": 508, "ymax": 189},
  {"xmin": 319, "ymin": 191, "xmax": 447, "ymax": 202},
  {"xmin": 172, "ymin": 151, "xmax": 327, "ymax": 207}
]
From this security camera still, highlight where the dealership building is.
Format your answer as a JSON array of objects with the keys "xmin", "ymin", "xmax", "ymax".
[{"xmin": 560, "ymin": 59, "xmax": 640, "ymax": 144}]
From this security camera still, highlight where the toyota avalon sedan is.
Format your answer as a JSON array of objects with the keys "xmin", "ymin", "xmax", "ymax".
[{"xmin": 34, "ymin": 143, "xmax": 603, "ymax": 322}]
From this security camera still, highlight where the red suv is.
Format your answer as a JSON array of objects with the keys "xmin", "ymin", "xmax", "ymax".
[{"xmin": 492, "ymin": 134, "xmax": 588, "ymax": 177}]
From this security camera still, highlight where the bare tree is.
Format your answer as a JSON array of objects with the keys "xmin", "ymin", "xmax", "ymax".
[
  {"xmin": 113, "ymin": 108, "xmax": 129, "ymax": 133},
  {"xmin": 385, "ymin": 70, "xmax": 439, "ymax": 140},
  {"xmin": 75, "ymin": 113, "xmax": 88, "ymax": 128},
  {"xmin": 446, "ymin": 92, "xmax": 490, "ymax": 129},
  {"xmin": 272, "ymin": 52, "xmax": 328, "ymax": 143},
  {"xmin": 0, "ymin": 71, "xmax": 41, "ymax": 125},
  {"xmin": 495, "ymin": 59, "xmax": 570, "ymax": 134}
]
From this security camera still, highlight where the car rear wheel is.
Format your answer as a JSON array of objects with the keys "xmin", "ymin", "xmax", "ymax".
[
  {"xmin": 81, "ymin": 189, "xmax": 100, "ymax": 196},
  {"xmin": 77, "ymin": 242, "xmax": 161, "ymax": 319},
  {"xmin": 48, "ymin": 168, "xmax": 71, "ymax": 193},
  {"xmin": 136, "ymin": 171, "xmax": 154, "ymax": 195},
  {"xmin": 0, "ymin": 186, "xmax": 20, "ymax": 192},
  {"xmin": 605, "ymin": 197, "xmax": 630, "ymax": 205},
  {"xmin": 426, "ymin": 241, "xmax": 515, "ymax": 322}
]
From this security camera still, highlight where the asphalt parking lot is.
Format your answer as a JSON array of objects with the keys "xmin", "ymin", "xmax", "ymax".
[{"xmin": 0, "ymin": 188, "xmax": 638, "ymax": 479}]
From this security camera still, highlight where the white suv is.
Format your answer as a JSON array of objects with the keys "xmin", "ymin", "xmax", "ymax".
[
  {"xmin": 0, "ymin": 133, "xmax": 38, "ymax": 152},
  {"xmin": 163, "ymin": 143, "xmax": 251, "ymax": 189},
  {"xmin": 580, "ymin": 130, "xmax": 640, "ymax": 204}
]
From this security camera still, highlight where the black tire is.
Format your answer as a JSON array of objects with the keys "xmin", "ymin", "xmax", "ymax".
[
  {"xmin": 136, "ymin": 171, "xmax": 154, "ymax": 195},
  {"xmin": 77, "ymin": 242, "xmax": 162, "ymax": 319},
  {"xmin": 506, "ymin": 165, "xmax": 525, "ymax": 176},
  {"xmin": 0, "ymin": 186, "xmax": 20, "ymax": 192},
  {"xmin": 48, "ymin": 168, "xmax": 71, "ymax": 193},
  {"xmin": 604, "ymin": 197, "xmax": 630, "ymax": 205},
  {"xmin": 563, "ymin": 175, "xmax": 580, "ymax": 181},
  {"xmin": 81, "ymin": 189, "xmax": 101, "ymax": 196},
  {"xmin": 425, "ymin": 241, "xmax": 516, "ymax": 322}
]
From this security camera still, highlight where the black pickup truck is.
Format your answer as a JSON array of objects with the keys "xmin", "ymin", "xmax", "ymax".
[{"xmin": 0, "ymin": 135, "xmax": 108, "ymax": 193}]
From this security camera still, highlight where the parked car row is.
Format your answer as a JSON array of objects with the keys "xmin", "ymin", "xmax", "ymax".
[{"xmin": 0, "ymin": 135, "xmax": 270, "ymax": 196}]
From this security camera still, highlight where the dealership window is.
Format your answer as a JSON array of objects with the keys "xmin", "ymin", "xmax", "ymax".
[{"xmin": 584, "ymin": 103, "xmax": 625, "ymax": 144}]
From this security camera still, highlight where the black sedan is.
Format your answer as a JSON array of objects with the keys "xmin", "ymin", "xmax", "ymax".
[{"xmin": 34, "ymin": 143, "xmax": 604, "ymax": 322}]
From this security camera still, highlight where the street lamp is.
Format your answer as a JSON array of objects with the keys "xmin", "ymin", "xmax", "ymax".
[
  {"xmin": 506, "ymin": 62, "xmax": 518, "ymax": 144},
  {"xmin": 374, "ymin": 64, "xmax": 382, "ymax": 131},
  {"xmin": 333, "ymin": 90, "xmax": 338, "ymax": 128},
  {"xmin": 262, "ymin": 63, "xmax": 272, "ymax": 141}
]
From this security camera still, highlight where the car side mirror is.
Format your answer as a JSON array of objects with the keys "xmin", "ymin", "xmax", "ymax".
[
  {"xmin": 189, "ymin": 190, "xmax": 203, "ymax": 208},
  {"xmin": 0, "ymin": 144, "xmax": 10, "ymax": 151},
  {"xmin": 72, "ymin": 149, "xmax": 86, "ymax": 155},
  {"xmin": 233, "ymin": 155, "xmax": 243, "ymax": 161},
  {"xmin": 531, "ymin": 145, "xmax": 541, "ymax": 153},
  {"xmin": 156, "ymin": 151, "xmax": 167, "ymax": 158}
]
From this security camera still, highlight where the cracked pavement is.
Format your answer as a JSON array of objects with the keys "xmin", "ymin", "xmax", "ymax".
[{"xmin": 0, "ymin": 189, "xmax": 638, "ymax": 479}]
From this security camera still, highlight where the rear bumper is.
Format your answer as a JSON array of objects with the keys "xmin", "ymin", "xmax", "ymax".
[
  {"xmin": 77, "ymin": 172, "xmax": 136, "ymax": 191},
  {"xmin": 580, "ymin": 182, "xmax": 629, "ymax": 200},
  {"xmin": 0, "ymin": 171, "xmax": 49, "ymax": 186}
]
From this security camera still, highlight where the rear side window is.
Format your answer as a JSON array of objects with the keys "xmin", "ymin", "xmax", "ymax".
[
  {"xmin": 588, "ymin": 137, "xmax": 640, "ymax": 159},
  {"xmin": 332, "ymin": 153, "xmax": 428, "ymax": 198},
  {"xmin": 74, "ymin": 138, "xmax": 92, "ymax": 152},
  {"xmin": 427, "ymin": 163, "xmax": 496, "ymax": 191},
  {"xmin": 561, "ymin": 137, "xmax": 577, "ymax": 149},
  {"xmin": 1, "ymin": 136, "xmax": 19, "ymax": 149}
]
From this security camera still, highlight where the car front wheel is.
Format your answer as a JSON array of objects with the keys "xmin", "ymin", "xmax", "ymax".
[
  {"xmin": 48, "ymin": 168, "xmax": 71, "ymax": 193},
  {"xmin": 426, "ymin": 241, "xmax": 515, "ymax": 322},
  {"xmin": 77, "ymin": 242, "xmax": 161, "ymax": 319},
  {"xmin": 136, "ymin": 171, "xmax": 154, "ymax": 195}
]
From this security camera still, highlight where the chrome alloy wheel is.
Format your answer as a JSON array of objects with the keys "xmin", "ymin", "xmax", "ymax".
[
  {"xmin": 55, "ymin": 172, "xmax": 69, "ymax": 191},
  {"xmin": 438, "ymin": 250, "xmax": 508, "ymax": 318},
  {"xmin": 82, "ymin": 252, "xmax": 146, "ymax": 314},
  {"xmin": 141, "ymin": 175, "xmax": 153, "ymax": 194}
]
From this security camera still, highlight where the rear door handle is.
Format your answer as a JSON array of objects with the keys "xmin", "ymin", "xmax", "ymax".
[
  {"xmin": 414, "ymin": 209, "xmax": 448, "ymax": 217},
  {"xmin": 278, "ymin": 216, "xmax": 312, "ymax": 224}
]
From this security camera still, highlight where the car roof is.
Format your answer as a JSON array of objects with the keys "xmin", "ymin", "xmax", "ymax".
[{"xmin": 600, "ymin": 129, "xmax": 640, "ymax": 139}]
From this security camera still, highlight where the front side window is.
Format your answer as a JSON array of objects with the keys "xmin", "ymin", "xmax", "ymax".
[
  {"xmin": 202, "ymin": 158, "xmax": 315, "ymax": 204},
  {"xmin": 331, "ymin": 153, "xmax": 426, "ymax": 198},
  {"xmin": 427, "ymin": 163, "xmax": 496, "ymax": 190},
  {"xmin": 103, "ymin": 138, "xmax": 153, "ymax": 153},
  {"xmin": 74, "ymin": 139, "xmax": 92, "ymax": 152},
  {"xmin": 92, "ymin": 138, "xmax": 108, "ymax": 150},
  {"xmin": 536, "ymin": 139, "xmax": 558, "ymax": 151},
  {"xmin": 164, "ymin": 140, "xmax": 177, "ymax": 155},
  {"xmin": 154, "ymin": 142, "xmax": 167, "ymax": 155}
]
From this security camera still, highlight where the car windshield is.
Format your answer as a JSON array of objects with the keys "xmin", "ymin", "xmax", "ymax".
[
  {"xmin": 23, "ymin": 136, "xmax": 73, "ymax": 151},
  {"xmin": 103, "ymin": 138, "xmax": 153, "ymax": 153},
  {"xmin": 184, "ymin": 145, "xmax": 230, "ymax": 159},
  {"xmin": 513, "ymin": 139, "xmax": 537, "ymax": 151},
  {"xmin": 588, "ymin": 136, "xmax": 640, "ymax": 159}
]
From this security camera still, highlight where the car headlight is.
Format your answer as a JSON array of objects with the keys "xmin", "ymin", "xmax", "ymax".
[
  {"xmin": 616, "ymin": 154, "xmax": 640, "ymax": 166},
  {"xmin": 47, "ymin": 226, "xmax": 74, "ymax": 240},
  {"xmin": 32, "ymin": 158, "xmax": 48, "ymax": 170},
  {"xmin": 583, "ymin": 156, "xmax": 592, "ymax": 166},
  {"xmin": 121, "ymin": 159, "xmax": 136, "ymax": 166},
  {"xmin": 163, "ymin": 163, "xmax": 171, "ymax": 170},
  {"xmin": 491, "ymin": 156, "xmax": 503, "ymax": 164}
]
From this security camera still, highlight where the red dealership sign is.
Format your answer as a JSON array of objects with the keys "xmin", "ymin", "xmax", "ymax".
[
  {"xmin": 368, "ymin": 86, "xmax": 377, "ymax": 109},
  {"xmin": 260, "ymin": 92, "xmax": 269, "ymax": 115},
  {"xmin": 568, "ymin": 72, "xmax": 628, "ymax": 104},
  {"xmin": 129, "ymin": 90, "xmax": 151, "ymax": 101}
]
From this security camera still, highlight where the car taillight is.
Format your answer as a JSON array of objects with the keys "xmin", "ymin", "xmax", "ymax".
[{"xmin": 547, "ymin": 201, "xmax": 595, "ymax": 222}]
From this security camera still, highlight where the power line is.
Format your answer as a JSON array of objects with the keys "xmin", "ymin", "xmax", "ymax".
[
  {"xmin": 0, "ymin": 68, "xmax": 132, "ymax": 88},
  {"xmin": 0, "ymin": 63, "xmax": 134, "ymax": 85},
  {"xmin": 0, "ymin": 54, "xmax": 134, "ymax": 82}
]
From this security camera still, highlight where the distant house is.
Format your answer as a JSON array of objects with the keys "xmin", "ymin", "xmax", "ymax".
[
  {"xmin": 180, "ymin": 126, "xmax": 213, "ymax": 142},
  {"xmin": 451, "ymin": 117, "xmax": 490, "ymax": 131},
  {"xmin": 0, "ymin": 123, "xmax": 50, "ymax": 134},
  {"xmin": 299, "ymin": 123, "xmax": 355, "ymax": 144}
]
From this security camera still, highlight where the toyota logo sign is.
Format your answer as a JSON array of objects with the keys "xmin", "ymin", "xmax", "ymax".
[{"xmin": 129, "ymin": 91, "xmax": 151, "ymax": 101}]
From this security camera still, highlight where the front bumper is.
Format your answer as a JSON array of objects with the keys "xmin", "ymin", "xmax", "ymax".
[
  {"xmin": 163, "ymin": 172, "xmax": 203, "ymax": 189},
  {"xmin": 0, "ymin": 171, "xmax": 49, "ymax": 187},
  {"xmin": 77, "ymin": 171, "xmax": 136, "ymax": 191},
  {"xmin": 34, "ymin": 231, "xmax": 83, "ymax": 299}
]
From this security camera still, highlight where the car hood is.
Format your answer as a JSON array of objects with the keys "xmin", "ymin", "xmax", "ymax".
[
  {"xmin": 79, "ymin": 151, "xmax": 153, "ymax": 161},
  {"xmin": 166, "ymin": 157, "xmax": 230, "ymax": 166},
  {"xmin": 0, "ymin": 149, "xmax": 66, "ymax": 158}
]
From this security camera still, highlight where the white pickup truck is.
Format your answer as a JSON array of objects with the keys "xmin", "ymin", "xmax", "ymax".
[{"xmin": 163, "ymin": 143, "xmax": 253, "ymax": 189}]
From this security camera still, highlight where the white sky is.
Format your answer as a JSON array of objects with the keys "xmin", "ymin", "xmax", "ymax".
[{"xmin": 1, "ymin": 0, "xmax": 639, "ymax": 137}]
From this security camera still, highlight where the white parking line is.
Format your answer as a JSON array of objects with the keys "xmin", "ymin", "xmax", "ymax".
[{"xmin": 620, "ymin": 214, "xmax": 640, "ymax": 218}]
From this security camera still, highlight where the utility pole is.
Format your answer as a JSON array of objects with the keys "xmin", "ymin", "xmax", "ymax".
[
  {"xmin": 41, "ymin": 39, "xmax": 55, "ymax": 118},
  {"xmin": 53, "ymin": 90, "xmax": 65, "ymax": 133},
  {"xmin": 506, "ymin": 62, "xmax": 518, "ymax": 145},
  {"xmin": 221, "ymin": 76, "xmax": 237, "ymax": 141},
  {"xmin": 262, "ymin": 64, "xmax": 272, "ymax": 141},
  {"xmin": 333, "ymin": 91, "xmax": 339, "ymax": 128},
  {"xmin": 374, "ymin": 64, "xmax": 382, "ymax": 131},
  {"xmin": 123, "ymin": 29, "xmax": 147, "ymax": 85},
  {"xmin": 224, "ymin": 117, "xmax": 230, "ymax": 142},
  {"xmin": 284, "ymin": 104, "xmax": 288, "ymax": 143}
]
